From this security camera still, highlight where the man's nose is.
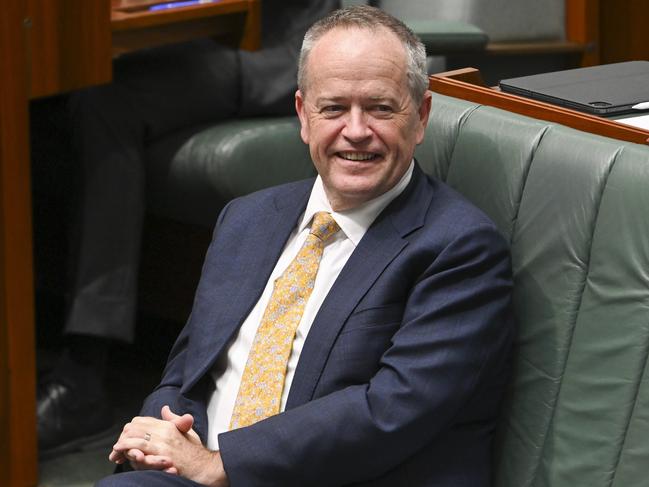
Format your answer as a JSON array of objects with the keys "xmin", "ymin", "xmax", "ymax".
[{"xmin": 341, "ymin": 108, "xmax": 372, "ymax": 142}]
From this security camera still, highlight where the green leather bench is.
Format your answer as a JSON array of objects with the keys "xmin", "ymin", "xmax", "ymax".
[{"xmin": 145, "ymin": 92, "xmax": 649, "ymax": 485}]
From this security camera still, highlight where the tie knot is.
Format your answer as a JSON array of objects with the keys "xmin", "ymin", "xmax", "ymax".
[{"xmin": 310, "ymin": 212, "xmax": 339, "ymax": 242}]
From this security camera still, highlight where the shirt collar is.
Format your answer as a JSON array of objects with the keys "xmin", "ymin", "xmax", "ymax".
[{"xmin": 299, "ymin": 161, "xmax": 414, "ymax": 246}]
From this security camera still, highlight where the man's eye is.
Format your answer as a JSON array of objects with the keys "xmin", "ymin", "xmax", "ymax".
[
  {"xmin": 372, "ymin": 105, "xmax": 393, "ymax": 114},
  {"xmin": 321, "ymin": 105, "xmax": 344, "ymax": 114}
]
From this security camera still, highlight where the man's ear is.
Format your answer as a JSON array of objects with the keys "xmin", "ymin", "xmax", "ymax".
[
  {"xmin": 295, "ymin": 90, "xmax": 310, "ymax": 144},
  {"xmin": 415, "ymin": 91, "xmax": 432, "ymax": 145}
]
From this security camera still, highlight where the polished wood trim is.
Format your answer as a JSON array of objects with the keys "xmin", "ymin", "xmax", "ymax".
[
  {"xmin": 112, "ymin": 0, "xmax": 250, "ymax": 29},
  {"xmin": 434, "ymin": 67, "xmax": 486, "ymax": 86},
  {"xmin": 112, "ymin": 13, "xmax": 247, "ymax": 53},
  {"xmin": 429, "ymin": 69, "xmax": 649, "ymax": 145},
  {"xmin": 565, "ymin": 0, "xmax": 600, "ymax": 66},
  {"xmin": 111, "ymin": 0, "xmax": 261, "ymax": 53},
  {"xmin": 239, "ymin": 0, "xmax": 261, "ymax": 51},
  {"xmin": 26, "ymin": 0, "xmax": 112, "ymax": 98},
  {"xmin": 0, "ymin": 1, "xmax": 38, "ymax": 486}
]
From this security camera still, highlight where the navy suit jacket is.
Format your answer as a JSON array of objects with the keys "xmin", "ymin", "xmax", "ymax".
[{"xmin": 140, "ymin": 164, "xmax": 514, "ymax": 486}]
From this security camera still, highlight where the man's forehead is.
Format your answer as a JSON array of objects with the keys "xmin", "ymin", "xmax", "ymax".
[
  {"xmin": 312, "ymin": 25, "xmax": 403, "ymax": 56},
  {"xmin": 300, "ymin": 24, "xmax": 411, "ymax": 102},
  {"xmin": 306, "ymin": 26, "xmax": 407, "ymax": 80}
]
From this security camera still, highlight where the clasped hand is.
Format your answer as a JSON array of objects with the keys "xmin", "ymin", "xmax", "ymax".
[{"xmin": 110, "ymin": 405, "xmax": 229, "ymax": 486}]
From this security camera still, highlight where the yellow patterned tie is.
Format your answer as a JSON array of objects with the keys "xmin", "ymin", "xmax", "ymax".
[{"xmin": 230, "ymin": 212, "xmax": 340, "ymax": 429}]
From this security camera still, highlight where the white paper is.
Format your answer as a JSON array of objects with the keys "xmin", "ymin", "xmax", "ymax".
[{"xmin": 616, "ymin": 114, "xmax": 649, "ymax": 130}]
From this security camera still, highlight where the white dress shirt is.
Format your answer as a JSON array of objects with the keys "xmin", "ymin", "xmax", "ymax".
[{"xmin": 206, "ymin": 162, "xmax": 414, "ymax": 450}]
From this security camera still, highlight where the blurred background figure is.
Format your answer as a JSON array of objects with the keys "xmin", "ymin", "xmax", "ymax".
[{"xmin": 36, "ymin": 0, "xmax": 340, "ymax": 460}]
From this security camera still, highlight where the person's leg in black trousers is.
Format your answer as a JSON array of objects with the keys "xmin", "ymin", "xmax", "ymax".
[{"xmin": 38, "ymin": 39, "xmax": 240, "ymax": 458}]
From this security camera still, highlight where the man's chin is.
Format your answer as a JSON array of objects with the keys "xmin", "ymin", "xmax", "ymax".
[{"xmin": 326, "ymin": 182, "xmax": 382, "ymax": 211}]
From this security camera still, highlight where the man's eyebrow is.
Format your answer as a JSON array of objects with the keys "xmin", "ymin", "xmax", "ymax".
[
  {"xmin": 314, "ymin": 96, "xmax": 347, "ymax": 104},
  {"xmin": 314, "ymin": 95, "xmax": 397, "ymax": 104}
]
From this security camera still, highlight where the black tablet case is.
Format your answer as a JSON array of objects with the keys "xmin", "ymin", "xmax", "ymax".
[{"xmin": 499, "ymin": 61, "xmax": 649, "ymax": 116}]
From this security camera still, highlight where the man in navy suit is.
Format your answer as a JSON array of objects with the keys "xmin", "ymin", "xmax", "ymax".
[{"xmin": 99, "ymin": 5, "xmax": 513, "ymax": 486}]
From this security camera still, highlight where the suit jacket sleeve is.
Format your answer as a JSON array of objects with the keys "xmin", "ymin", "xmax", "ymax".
[{"xmin": 217, "ymin": 221, "xmax": 513, "ymax": 486}]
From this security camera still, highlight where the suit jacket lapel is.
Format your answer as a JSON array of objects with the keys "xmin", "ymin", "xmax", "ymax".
[
  {"xmin": 286, "ymin": 164, "xmax": 434, "ymax": 409},
  {"xmin": 183, "ymin": 181, "xmax": 313, "ymax": 392}
]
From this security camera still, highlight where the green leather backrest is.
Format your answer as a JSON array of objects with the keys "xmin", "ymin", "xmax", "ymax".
[
  {"xmin": 150, "ymin": 93, "xmax": 649, "ymax": 485},
  {"xmin": 146, "ymin": 118, "xmax": 316, "ymax": 226},
  {"xmin": 377, "ymin": 0, "xmax": 566, "ymax": 43},
  {"xmin": 426, "ymin": 94, "xmax": 649, "ymax": 487}
]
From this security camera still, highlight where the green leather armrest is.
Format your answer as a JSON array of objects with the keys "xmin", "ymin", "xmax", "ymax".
[{"xmin": 404, "ymin": 19, "xmax": 488, "ymax": 54}]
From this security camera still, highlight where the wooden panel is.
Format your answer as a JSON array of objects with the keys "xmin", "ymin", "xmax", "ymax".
[
  {"xmin": 565, "ymin": 0, "xmax": 600, "ymax": 66},
  {"xmin": 0, "ymin": 0, "xmax": 38, "ymax": 485},
  {"xmin": 600, "ymin": 0, "xmax": 649, "ymax": 64},
  {"xmin": 567, "ymin": 0, "xmax": 649, "ymax": 65},
  {"xmin": 0, "ymin": 3, "xmax": 261, "ymax": 486},
  {"xmin": 429, "ymin": 69, "xmax": 649, "ymax": 145},
  {"xmin": 26, "ymin": 0, "xmax": 112, "ymax": 98},
  {"xmin": 486, "ymin": 41, "xmax": 587, "ymax": 55}
]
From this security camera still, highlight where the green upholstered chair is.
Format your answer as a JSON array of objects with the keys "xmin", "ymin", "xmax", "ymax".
[
  {"xmin": 146, "ymin": 92, "xmax": 649, "ymax": 486},
  {"xmin": 377, "ymin": 0, "xmax": 566, "ymax": 44},
  {"xmin": 346, "ymin": 0, "xmax": 490, "ymax": 66},
  {"xmin": 145, "ymin": 118, "xmax": 314, "ymax": 227},
  {"xmin": 419, "ymin": 94, "xmax": 649, "ymax": 487},
  {"xmin": 375, "ymin": 0, "xmax": 582, "ymax": 84},
  {"xmin": 405, "ymin": 19, "xmax": 487, "ymax": 55}
]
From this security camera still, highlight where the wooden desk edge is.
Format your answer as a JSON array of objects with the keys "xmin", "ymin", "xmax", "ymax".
[
  {"xmin": 429, "ymin": 68, "xmax": 649, "ymax": 145},
  {"xmin": 111, "ymin": 0, "xmax": 251, "ymax": 31},
  {"xmin": 111, "ymin": 0, "xmax": 261, "ymax": 55}
]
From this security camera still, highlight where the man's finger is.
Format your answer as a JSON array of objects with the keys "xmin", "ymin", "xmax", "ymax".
[
  {"xmin": 113, "ymin": 437, "xmax": 156, "ymax": 457},
  {"xmin": 109, "ymin": 449, "xmax": 126, "ymax": 464},
  {"xmin": 161, "ymin": 405, "xmax": 194, "ymax": 433},
  {"xmin": 136, "ymin": 454, "xmax": 175, "ymax": 470},
  {"xmin": 125, "ymin": 448, "xmax": 145, "ymax": 463}
]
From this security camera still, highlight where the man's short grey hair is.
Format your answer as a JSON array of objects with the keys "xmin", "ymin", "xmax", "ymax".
[{"xmin": 298, "ymin": 5, "xmax": 428, "ymax": 105}]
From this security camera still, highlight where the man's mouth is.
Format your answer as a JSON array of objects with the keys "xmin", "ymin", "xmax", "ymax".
[{"xmin": 337, "ymin": 151, "xmax": 379, "ymax": 161}]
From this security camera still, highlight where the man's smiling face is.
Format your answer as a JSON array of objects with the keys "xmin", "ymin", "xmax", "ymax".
[{"xmin": 296, "ymin": 26, "xmax": 431, "ymax": 211}]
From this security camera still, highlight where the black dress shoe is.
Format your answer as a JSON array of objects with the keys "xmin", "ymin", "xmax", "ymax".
[{"xmin": 37, "ymin": 375, "xmax": 115, "ymax": 460}]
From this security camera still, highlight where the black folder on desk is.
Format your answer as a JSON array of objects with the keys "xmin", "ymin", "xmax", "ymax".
[{"xmin": 499, "ymin": 61, "xmax": 649, "ymax": 116}]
